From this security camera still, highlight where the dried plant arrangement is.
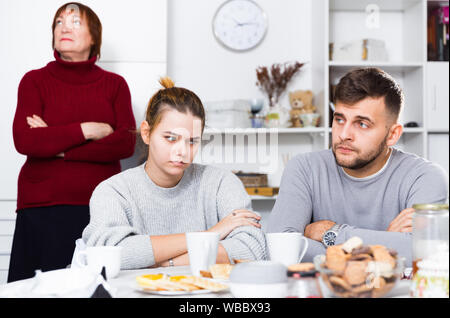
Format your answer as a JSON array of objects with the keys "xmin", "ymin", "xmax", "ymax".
[{"xmin": 256, "ymin": 61, "xmax": 304, "ymax": 107}]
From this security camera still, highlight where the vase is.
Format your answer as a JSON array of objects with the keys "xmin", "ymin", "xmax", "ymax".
[{"xmin": 265, "ymin": 103, "xmax": 290, "ymax": 128}]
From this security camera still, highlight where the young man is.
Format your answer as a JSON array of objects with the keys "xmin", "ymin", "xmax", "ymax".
[{"xmin": 267, "ymin": 68, "xmax": 448, "ymax": 266}]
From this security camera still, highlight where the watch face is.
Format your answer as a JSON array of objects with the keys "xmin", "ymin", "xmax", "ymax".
[
  {"xmin": 212, "ymin": 0, "xmax": 268, "ymax": 51},
  {"xmin": 323, "ymin": 232, "xmax": 337, "ymax": 246}
]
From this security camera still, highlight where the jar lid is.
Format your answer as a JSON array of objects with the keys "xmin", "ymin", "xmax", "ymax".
[
  {"xmin": 229, "ymin": 261, "xmax": 288, "ymax": 284},
  {"xmin": 412, "ymin": 204, "xmax": 449, "ymax": 212}
]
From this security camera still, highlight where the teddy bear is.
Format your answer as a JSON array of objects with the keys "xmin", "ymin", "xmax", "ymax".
[{"xmin": 288, "ymin": 90, "xmax": 317, "ymax": 127}]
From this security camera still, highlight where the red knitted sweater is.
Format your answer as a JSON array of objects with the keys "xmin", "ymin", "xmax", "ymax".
[{"xmin": 13, "ymin": 50, "xmax": 136, "ymax": 211}]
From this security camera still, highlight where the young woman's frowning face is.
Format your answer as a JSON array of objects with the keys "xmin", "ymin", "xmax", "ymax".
[{"xmin": 141, "ymin": 108, "xmax": 203, "ymax": 178}]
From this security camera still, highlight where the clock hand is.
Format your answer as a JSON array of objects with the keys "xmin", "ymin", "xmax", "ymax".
[
  {"xmin": 239, "ymin": 22, "xmax": 257, "ymax": 26},
  {"xmin": 232, "ymin": 17, "xmax": 243, "ymax": 26}
]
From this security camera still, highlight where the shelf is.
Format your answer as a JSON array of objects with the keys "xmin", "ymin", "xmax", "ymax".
[
  {"xmin": 427, "ymin": 129, "xmax": 450, "ymax": 134},
  {"xmin": 326, "ymin": 128, "xmax": 425, "ymax": 133},
  {"xmin": 203, "ymin": 127, "xmax": 326, "ymax": 134},
  {"xmin": 250, "ymin": 195, "xmax": 278, "ymax": 201},
  {"xmin": 329, "ymin": 61, "xmax": 423, "ymax": 72},
  {"xmin": 330, "ymin": 0, "xmax": 423, "ymax": 12},
  {"xmin": 402, "ymin": 128, "xmax": 425, "ymax": 133}
]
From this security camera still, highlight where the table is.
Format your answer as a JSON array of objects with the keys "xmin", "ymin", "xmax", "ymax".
[{"xmin": 0, "ymin": 265, "xmax": 411, "ymax": 298}]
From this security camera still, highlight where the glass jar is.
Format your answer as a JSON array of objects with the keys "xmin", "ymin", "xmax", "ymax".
[{"xmin": 411, "ymin": 204, "xmax": 449, "ymax": 297}]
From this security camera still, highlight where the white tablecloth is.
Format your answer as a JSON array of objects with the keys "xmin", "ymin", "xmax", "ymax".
[{"xmin": 0, "ymin": 265, "xmax": 411, "ymax": 298}]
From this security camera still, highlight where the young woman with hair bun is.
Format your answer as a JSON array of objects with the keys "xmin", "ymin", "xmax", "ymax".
[{"xmin": 82, "ymin": 77, "xmax": 267, "ymax": 269}]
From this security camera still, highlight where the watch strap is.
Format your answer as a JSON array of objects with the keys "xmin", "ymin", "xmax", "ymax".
[{"xmin": 330, "ymin": 224, "xmax": 342, "ymax": 233}]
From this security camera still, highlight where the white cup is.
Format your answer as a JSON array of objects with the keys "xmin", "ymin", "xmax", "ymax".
[
  {"xmin": 75, "ymin": 246, "xmax": 122, "ymax": 279},
  {"xmin": 266, "ymin": 232, "xmax": 309, "ymax": 266},
  {"xmin": 186, "ymin": 232, "xmax": 220, "ymax": 276}
]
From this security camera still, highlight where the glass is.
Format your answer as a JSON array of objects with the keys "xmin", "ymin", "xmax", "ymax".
[{"xmin": 412, "ymin": 204, "xmax": 449, "ymax": 276}]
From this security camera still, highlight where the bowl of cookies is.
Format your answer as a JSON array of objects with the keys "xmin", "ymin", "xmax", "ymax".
[{"xmin": 314, "ymin": 237, "xmax": 405, "ymax": 298}]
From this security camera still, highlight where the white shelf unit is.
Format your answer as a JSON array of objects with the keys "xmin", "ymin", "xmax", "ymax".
[
  {"xmin": 198, "ymin": 0, "xmax": 449, "ymax": 211},
  {"xmin": 324, "ymin": 0, "xmax": 448, "ymax": 166}
]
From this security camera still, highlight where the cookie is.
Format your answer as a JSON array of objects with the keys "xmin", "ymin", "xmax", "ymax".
[
  {"xmin": 343, "ymin": 261, "xmax": 369, "ymax": 286},
  {"xmin": 349, "ymin": 253, "xmax": 373, "ymax": 262},
  {"xmin": 288, "ymin": 262, "xmax": 315, "ymax": 272},
  {"xmin": 351, "ymin": 245, "xmax": 372, "ymax": 256},
  {"xmin": 326, "ymin": 245, "xmax": 348, "ymax": 272},
  {"xmin": 342, "ymin": 236, "xmax": 363, "ymax": 254},
  {"xmin": 328, "ymin": 275, "xmax": 352, "ymax": 291},
  {"xmin": 370, "ymin": 245, "xmax": 396, "ymax": 268},
  {"xmin": 351, "ymin": 283, "xmax": 373, "ymax": 294}
]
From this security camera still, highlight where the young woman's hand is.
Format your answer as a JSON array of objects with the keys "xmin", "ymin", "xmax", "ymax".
[
  {"xmin": 207, "ymin": 209, "xmax": 261, "ymax": 240},
  {"xmin": 81, "ymin": 122, "xmax": 114, "ymax": 140}
]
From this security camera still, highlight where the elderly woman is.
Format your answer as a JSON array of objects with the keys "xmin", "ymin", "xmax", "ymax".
[{"xmin": 9, "ymin": 2, "xmax": 136, "ymax": 282}]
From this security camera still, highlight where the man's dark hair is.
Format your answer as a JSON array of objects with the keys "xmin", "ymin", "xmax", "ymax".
[{"xmin": 334, "ymin": 68, "xmax": 404, "ymax": 121}]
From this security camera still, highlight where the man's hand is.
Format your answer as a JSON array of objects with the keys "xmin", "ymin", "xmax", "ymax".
[
  {"xmin": 387, "ymin": 208, "xmax": 415, "ymax": 233},
  {"xmin": 304, "ymin": 220, "xmax": 336, "ymax": 242}
]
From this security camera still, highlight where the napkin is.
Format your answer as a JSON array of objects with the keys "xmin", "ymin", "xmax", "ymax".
[{"xmin": 0, "ymin": 267, "xmax": 116, "ymax": 298}]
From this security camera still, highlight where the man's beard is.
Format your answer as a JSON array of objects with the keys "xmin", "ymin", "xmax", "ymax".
[{"xmin": 332, "ymin": 137, "xmax": 388, "ymax": 170}]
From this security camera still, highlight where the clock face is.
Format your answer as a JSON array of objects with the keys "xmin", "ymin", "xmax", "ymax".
[{"xmin": 213, "ymin": 0, "xmax": 268, "ymax": 51}]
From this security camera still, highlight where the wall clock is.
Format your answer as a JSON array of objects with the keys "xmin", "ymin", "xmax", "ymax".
[{"xmin": 212, "ymin": 0, "xmax": 268, "ymax": 52}]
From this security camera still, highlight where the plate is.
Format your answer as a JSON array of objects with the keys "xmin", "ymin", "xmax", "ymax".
[
  {"xmin": 135, "ymin": 285, "xmax": 217, "ymax": 296},
  {"xmin": 134, "ymin": 277, "xmax": 229, "ymax": 296}
]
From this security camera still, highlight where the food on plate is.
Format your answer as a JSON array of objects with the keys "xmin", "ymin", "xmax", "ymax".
[
  {"xmin": 136, "ymin": 274, "xmax": 199, "ymax": 292},
  {"xmin": 209, "ymin": 264, "xmax": 233, "ymax": 280},
  {"xmin": 199, "ymin": 270, "xmax": 213, "ymax": 278},
  {"xmin": 180, "ymin": 276, "xmax": 228, "ymax": 292},
  {"xmin": 136, "ymin": 273, "xmax": 228, "ymax": 292},
  {"xmin": 233, "ymin": 259, "xmax": 251, "ymax": 264},
  {"xmin": 200, "ymin": 264, "xmax": 234, "ymax": 280},
  {"xmin": 317, "ymin": 236, "xmax": 402, "ymax": 298}
]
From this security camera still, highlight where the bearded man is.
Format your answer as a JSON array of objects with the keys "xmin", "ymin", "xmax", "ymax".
[{"xmin": 267, "ymin": 68, "xmax": 448, "ymax": 266}]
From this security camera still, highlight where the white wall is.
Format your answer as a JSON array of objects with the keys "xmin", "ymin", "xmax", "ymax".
[{"xmin": 167, "ymin": 0, "xmax": 313, "ymax": 107}]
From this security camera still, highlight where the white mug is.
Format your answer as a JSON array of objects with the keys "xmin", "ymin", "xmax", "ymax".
[
  {"xmin": 266, "ymin": 232, "xmax": 309, "ymax": 266},
  {"xmin": 75, "ymin": 246, "xmax": 122, "ymax": 279},
  {"xmin": 186, "ymin": 232, "xmax": 220, "ymax": 276}
]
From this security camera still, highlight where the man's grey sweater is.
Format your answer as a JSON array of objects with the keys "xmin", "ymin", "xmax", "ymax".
[
  {"xmin": 82, "ymin": 163, "xmax": 267, "ymax": 269},
  {"xmin": 267, "ymin": 148, "xmax": 448, "ymax": 266}
]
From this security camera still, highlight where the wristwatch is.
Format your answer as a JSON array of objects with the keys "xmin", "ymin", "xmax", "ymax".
[{"xmin": 322, "ymin": 224, "xmax": 342, "ymax": 247}]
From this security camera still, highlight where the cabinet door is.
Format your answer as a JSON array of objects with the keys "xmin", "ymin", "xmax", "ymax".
[
  {"xmin": 428, "ymin": 134, "xmax": 449, "ymax": 175},
  {"xmin": 426, "ymin": 62, "xmax": 449, "ymax": 131}
]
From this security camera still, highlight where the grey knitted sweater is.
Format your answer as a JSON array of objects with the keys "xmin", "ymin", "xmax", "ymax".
[{"xmin": 82, "ymin": 163, "xmax": 267, "ymax": 269}]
